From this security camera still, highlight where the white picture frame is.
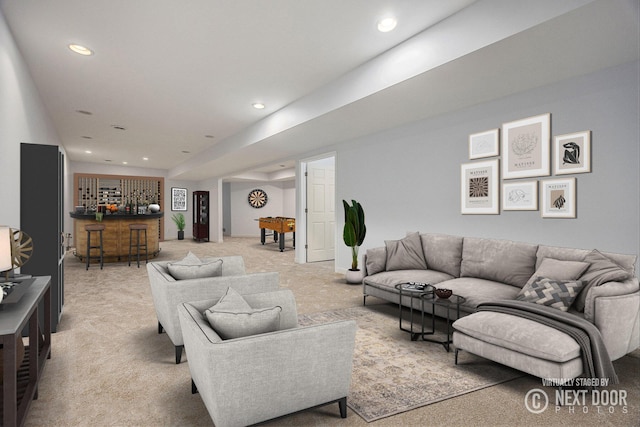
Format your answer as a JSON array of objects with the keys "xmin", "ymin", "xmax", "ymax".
[
  {"xmin": 554, "ymin": 130, "xmax": 591, "ymax": 175},
  {"xmin": 541, "ymin": 178, "xmax": 576, "ymax": 218},
  {"xmin": 461, "ymin": 159, "xmax": 499, "ymax": 215},
  {"xmin": 502, "ymin": 113, "xmax": 551, "ymax": 179},
  {"xmin": 469, "ymin": 128, "xmax": 499, "ymax": 159},
  {"xmin": 502, "ymin": 180, "xmax": 538, "ymax": 211}
]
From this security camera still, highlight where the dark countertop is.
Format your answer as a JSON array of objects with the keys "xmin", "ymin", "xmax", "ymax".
[{"xmin": 69, "ymin": 211, "xmax": 164, "ymax": 219}]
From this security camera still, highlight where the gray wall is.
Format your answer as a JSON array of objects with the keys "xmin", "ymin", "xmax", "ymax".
[{"xmin": 335, "ymin": 61, "xmax": 640, "ymax": 272}]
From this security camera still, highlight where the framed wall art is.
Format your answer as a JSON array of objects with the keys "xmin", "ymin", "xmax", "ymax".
[
  {"xmin": 171, "ymin": 187, "xmax": 188, "ymax": 211},
  {"xmin": 502, "ymin": 113, "xmax": 550, "ymax": 179},
  {"xmin": 469, "ymin": 128, "xmax": 499, "ymax": 159},
  {"xmin": 460, "ymin": 159, "xmax": 499, "ymax": 215},
  {"xmin": 541, "ymin": 178, "xmax": 576, "ymax": 218},
  {"xmin": 502, "ymin": 180, "xmax": 538, "ymax": 211},
  {"xmin": 554, "ymin": 130, "xmax": 591, "ymax": 175}
]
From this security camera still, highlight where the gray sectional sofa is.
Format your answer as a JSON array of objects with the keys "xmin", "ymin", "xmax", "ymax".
[{"xmin": 362, "ymin": 232, "xmax": 639, "ymax": 380}]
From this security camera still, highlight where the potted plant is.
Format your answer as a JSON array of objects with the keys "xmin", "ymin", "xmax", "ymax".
[
  {"xmin": 343, "ymin": 199, "xmax": 366, "ymax": 284},
  {"xmin": 171, "ymin": 213, "xmax": 186, "ymax": 240}
]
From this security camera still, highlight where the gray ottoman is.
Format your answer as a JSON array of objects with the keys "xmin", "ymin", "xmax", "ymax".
[{"xmin": 452, "ymin": 311, "xmax": 583, "ymax": 380}]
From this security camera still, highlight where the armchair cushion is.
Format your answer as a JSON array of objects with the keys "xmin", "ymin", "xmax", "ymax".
[
  {"xmin": 167, "ymin": 252, "xmax": 223, "ymax": 280},
  {"xmin": 204, "ymin": 287, "xmax": 281, "ymax": 339}
]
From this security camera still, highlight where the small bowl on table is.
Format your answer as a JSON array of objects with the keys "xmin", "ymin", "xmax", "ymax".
[{"xmin": 435, "ymin": 288, "xmax": 452, "ymax": 299}]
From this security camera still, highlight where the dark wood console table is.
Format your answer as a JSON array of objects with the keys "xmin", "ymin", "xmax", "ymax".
[{"xmin": 0, "ymin": 276, "xmax": 51, "ymax": 427}]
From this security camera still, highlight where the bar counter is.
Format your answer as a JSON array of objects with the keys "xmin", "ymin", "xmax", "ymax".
[{"xmin": 70, "ymin": 212, "xmax": 164, "ymax": 263}]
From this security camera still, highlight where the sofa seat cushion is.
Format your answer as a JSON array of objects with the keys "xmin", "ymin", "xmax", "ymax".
[
  {"xmin": 460, "ymin": 237, "xmax": 537, "ymax": 288},
  {"xmin": 436, "ymin": 277, "xmax": 521, "ymax": 311},
  {"xmin": 364, "ymin": 269, "xmax": 454, "ymax": 291},
  {"xmin": 453, "ymin": 311, "xmax": 581, "ymax": 362}
]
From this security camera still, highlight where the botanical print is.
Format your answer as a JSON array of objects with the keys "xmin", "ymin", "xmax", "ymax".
[
  {"xmin": 502, "ymin": 181, "xmax": 537, "ymax": 211},
  {"xmin": 469, "ymin": 129, "xmax": 499, "ymax": 159},
  {"xmin": 502, "ymin": 114, "xmax": 550, "ymax": 179},
  {"xmin": 541, "ymin": 178, "xmax": 575, "ymax": 218},
  {"xmin": 461, "ymin": 159, "xmax": 499, "ymax": 214},
  {"xmin": 554, "ymin": 131, "xmax": 591, "ymax": 175}
]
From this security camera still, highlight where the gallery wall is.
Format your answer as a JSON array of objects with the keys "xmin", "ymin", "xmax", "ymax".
[{"xmin": 335, "ymin": 61, "xmax": 640, "ymax": 272}]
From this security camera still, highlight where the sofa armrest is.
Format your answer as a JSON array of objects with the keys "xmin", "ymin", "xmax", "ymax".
[
  {"xmin": 585, "ymin": 277, "xmax": 640, "ymax": 360},
  {"xmin": 149, "ymin": 269, "xmax": 280, "ymax": 346},
  {"xmin": 180, "ymin": 304, "xmax": 357, "ymax": 427}
]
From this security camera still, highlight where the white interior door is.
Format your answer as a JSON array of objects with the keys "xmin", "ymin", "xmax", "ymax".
[{"xmin": 306, "ymin": 158, "xmax": 335, "ymax": 262}]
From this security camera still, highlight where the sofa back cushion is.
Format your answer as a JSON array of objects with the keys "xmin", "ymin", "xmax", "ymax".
[
  {"xmin": 536, "ymin": 245, "xmax": 637, "ymax": 275},
  {"xmin": 461, "ymin": 237, "xmax": 537, "ymax": 288},
  {"xmin": 420, "ymin": 233, "xmax": 463, "ymax": 277}
]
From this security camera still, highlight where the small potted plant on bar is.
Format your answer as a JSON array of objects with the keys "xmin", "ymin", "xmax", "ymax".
[
  {"xmin": 171, "ymin": 213, "xmax": 185, "ymax": 240},
  {"xmin": 343, "ymin": 199, "xmax": 366, "ymax": 284}
]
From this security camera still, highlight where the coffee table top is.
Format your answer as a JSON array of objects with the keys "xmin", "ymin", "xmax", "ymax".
[
  {"xmin": 395, "ymin": 282, "xmax": 435, "ymax": 293},
  {"xmin": 421, "ymin": 291, "xmax": 465, "ymax": 306}
]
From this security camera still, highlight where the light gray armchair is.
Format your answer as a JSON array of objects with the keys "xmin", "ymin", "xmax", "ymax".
[
  {"xmin": 147, "ymin": 256, "xmax": 280, "ymax": 363},
  {"xmin": 178, "ymin": 289, "xmax": 357, "ymax": 427}
]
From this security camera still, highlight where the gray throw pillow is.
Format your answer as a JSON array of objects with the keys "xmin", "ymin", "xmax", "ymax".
[
  {"xmin": 385, "ymin": 232, "xmax": 427, "ymax": 271},
  {"xmin": 204, "ymin": 288, "xmax": 281, "ymax": 339},
  {"xmin": 516, "ymin": 276, "xmax": 585, "ymax": 312},
  {"xmin": 365, "ymin": 247, "xmax": 387, "ymax": 275},
  {"xmin": 168, "ymin": 258, "xmax": 223, "ymax": 280},
  {"xmin": 574, "ymin": 249, "xmax": 633, "ymax": 312},
  {"xmin": 524, "ymin": 258, "xmax": 590, "ymax": 288}
]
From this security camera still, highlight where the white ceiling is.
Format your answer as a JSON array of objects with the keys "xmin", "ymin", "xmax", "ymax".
[{"xmin": 1, "ymin": 0, "xmax": 638, "ymax": 181}]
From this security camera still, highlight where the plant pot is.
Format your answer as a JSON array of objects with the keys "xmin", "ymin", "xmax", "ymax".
[
  {"xmin": 177, "ymin": 230, "xmax": 184, "ymax": 240},
  {"xmin": 345, "ymin": 269, "xmax": 363, "ymax": 285}
]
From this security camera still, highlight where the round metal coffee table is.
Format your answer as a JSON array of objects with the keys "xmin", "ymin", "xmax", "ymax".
[
  {"xmin": 395, "ymin": 282, "xmax": 435, "ymax": 341},
  {"xmin": 420, "ymin": 292, "xmax": 466, "ymax": 351}
]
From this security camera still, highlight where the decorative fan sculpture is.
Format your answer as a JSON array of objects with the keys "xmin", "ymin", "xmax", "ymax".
[{"xmin": 10, "ymin": 228, "xmax": 33, "ymax": 270}]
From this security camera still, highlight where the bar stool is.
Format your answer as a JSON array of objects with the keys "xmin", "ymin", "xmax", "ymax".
[
  {"xmin": 128, "ymin": 224, "xmax": 148, "ymax": 267},
  {"xmin": 85, "ymin": 224, "xmax": 105, "ymax": 270}
]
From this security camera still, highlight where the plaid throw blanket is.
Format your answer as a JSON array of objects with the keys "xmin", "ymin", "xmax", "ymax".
[{"xmin": 477, "ymin": 300, "xmax": 618, "ymax": 385}]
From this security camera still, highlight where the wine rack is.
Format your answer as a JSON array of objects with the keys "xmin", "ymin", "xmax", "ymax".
[{"xmin": 75, "ymin": 174, "xmax": 163, "ymax": 211}]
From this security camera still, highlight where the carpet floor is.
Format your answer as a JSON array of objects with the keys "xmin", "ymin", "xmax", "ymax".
[{"xmin": 24, "ymin": 237, "xmax": 640, "ymax": 426}]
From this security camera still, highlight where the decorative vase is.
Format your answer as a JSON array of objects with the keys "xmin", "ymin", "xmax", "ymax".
[
  {"xmin": 345, "ymin": 269, "xmax": 363, "ymax": 285},
  {"xmin": 148, "ymin": 203, "xmax": 160, "ymax": 213},
  {"xmin": 178, "ymin": 230, "xmax": 184, "ymax": 240}
]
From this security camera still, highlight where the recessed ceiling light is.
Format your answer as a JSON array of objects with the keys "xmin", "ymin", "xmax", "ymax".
[
  {"xmin": 85, "ymin": 150, "xmax": 92, "ymax": 154},
  {"xmin": 181, "ymin": 150, "xmax": 191, "ymax": 154},
  {"xmin": 205, "ymin": 135, "xmax": 215, "ymax": 139},
  {"xmin": 68, "ymin": 44, "xmax": 93, "ymax": 56},
  {"xmin": 112, "ymin": 125, "xmax": 126, "ymax": 130},
  {"xmin": 252, "ymin": 103, "xmax": 265, "ymax": 109},
  {"xmin": 377, "ymin": 17, "xmax": 397, "ymax": 32},
  {"xmin": 122, "ymin": 161, "xmax": 128, "ymax": 165},
  {"xmin": 81, "ymin": 136, "xmax": 93, "ymax": 139},
  {"xmin": 143, "ymin": 157, "xmax": 149, "ymax": 161},
  {"xmin": 76, "ymin": 110, "xmax": 93, "ymax": 115},
  {"xmin": 105, "ymin": 159, "xmax": 112, "ymax": 162}
]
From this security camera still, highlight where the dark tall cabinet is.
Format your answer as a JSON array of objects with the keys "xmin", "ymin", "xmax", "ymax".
[
  {"xmin": 20, "ymin": 143, "xmax": 64, "ymax": 332},
  {"xmin": 193, "ymin": 191, "xmax": 209, "ymax": 242}
]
